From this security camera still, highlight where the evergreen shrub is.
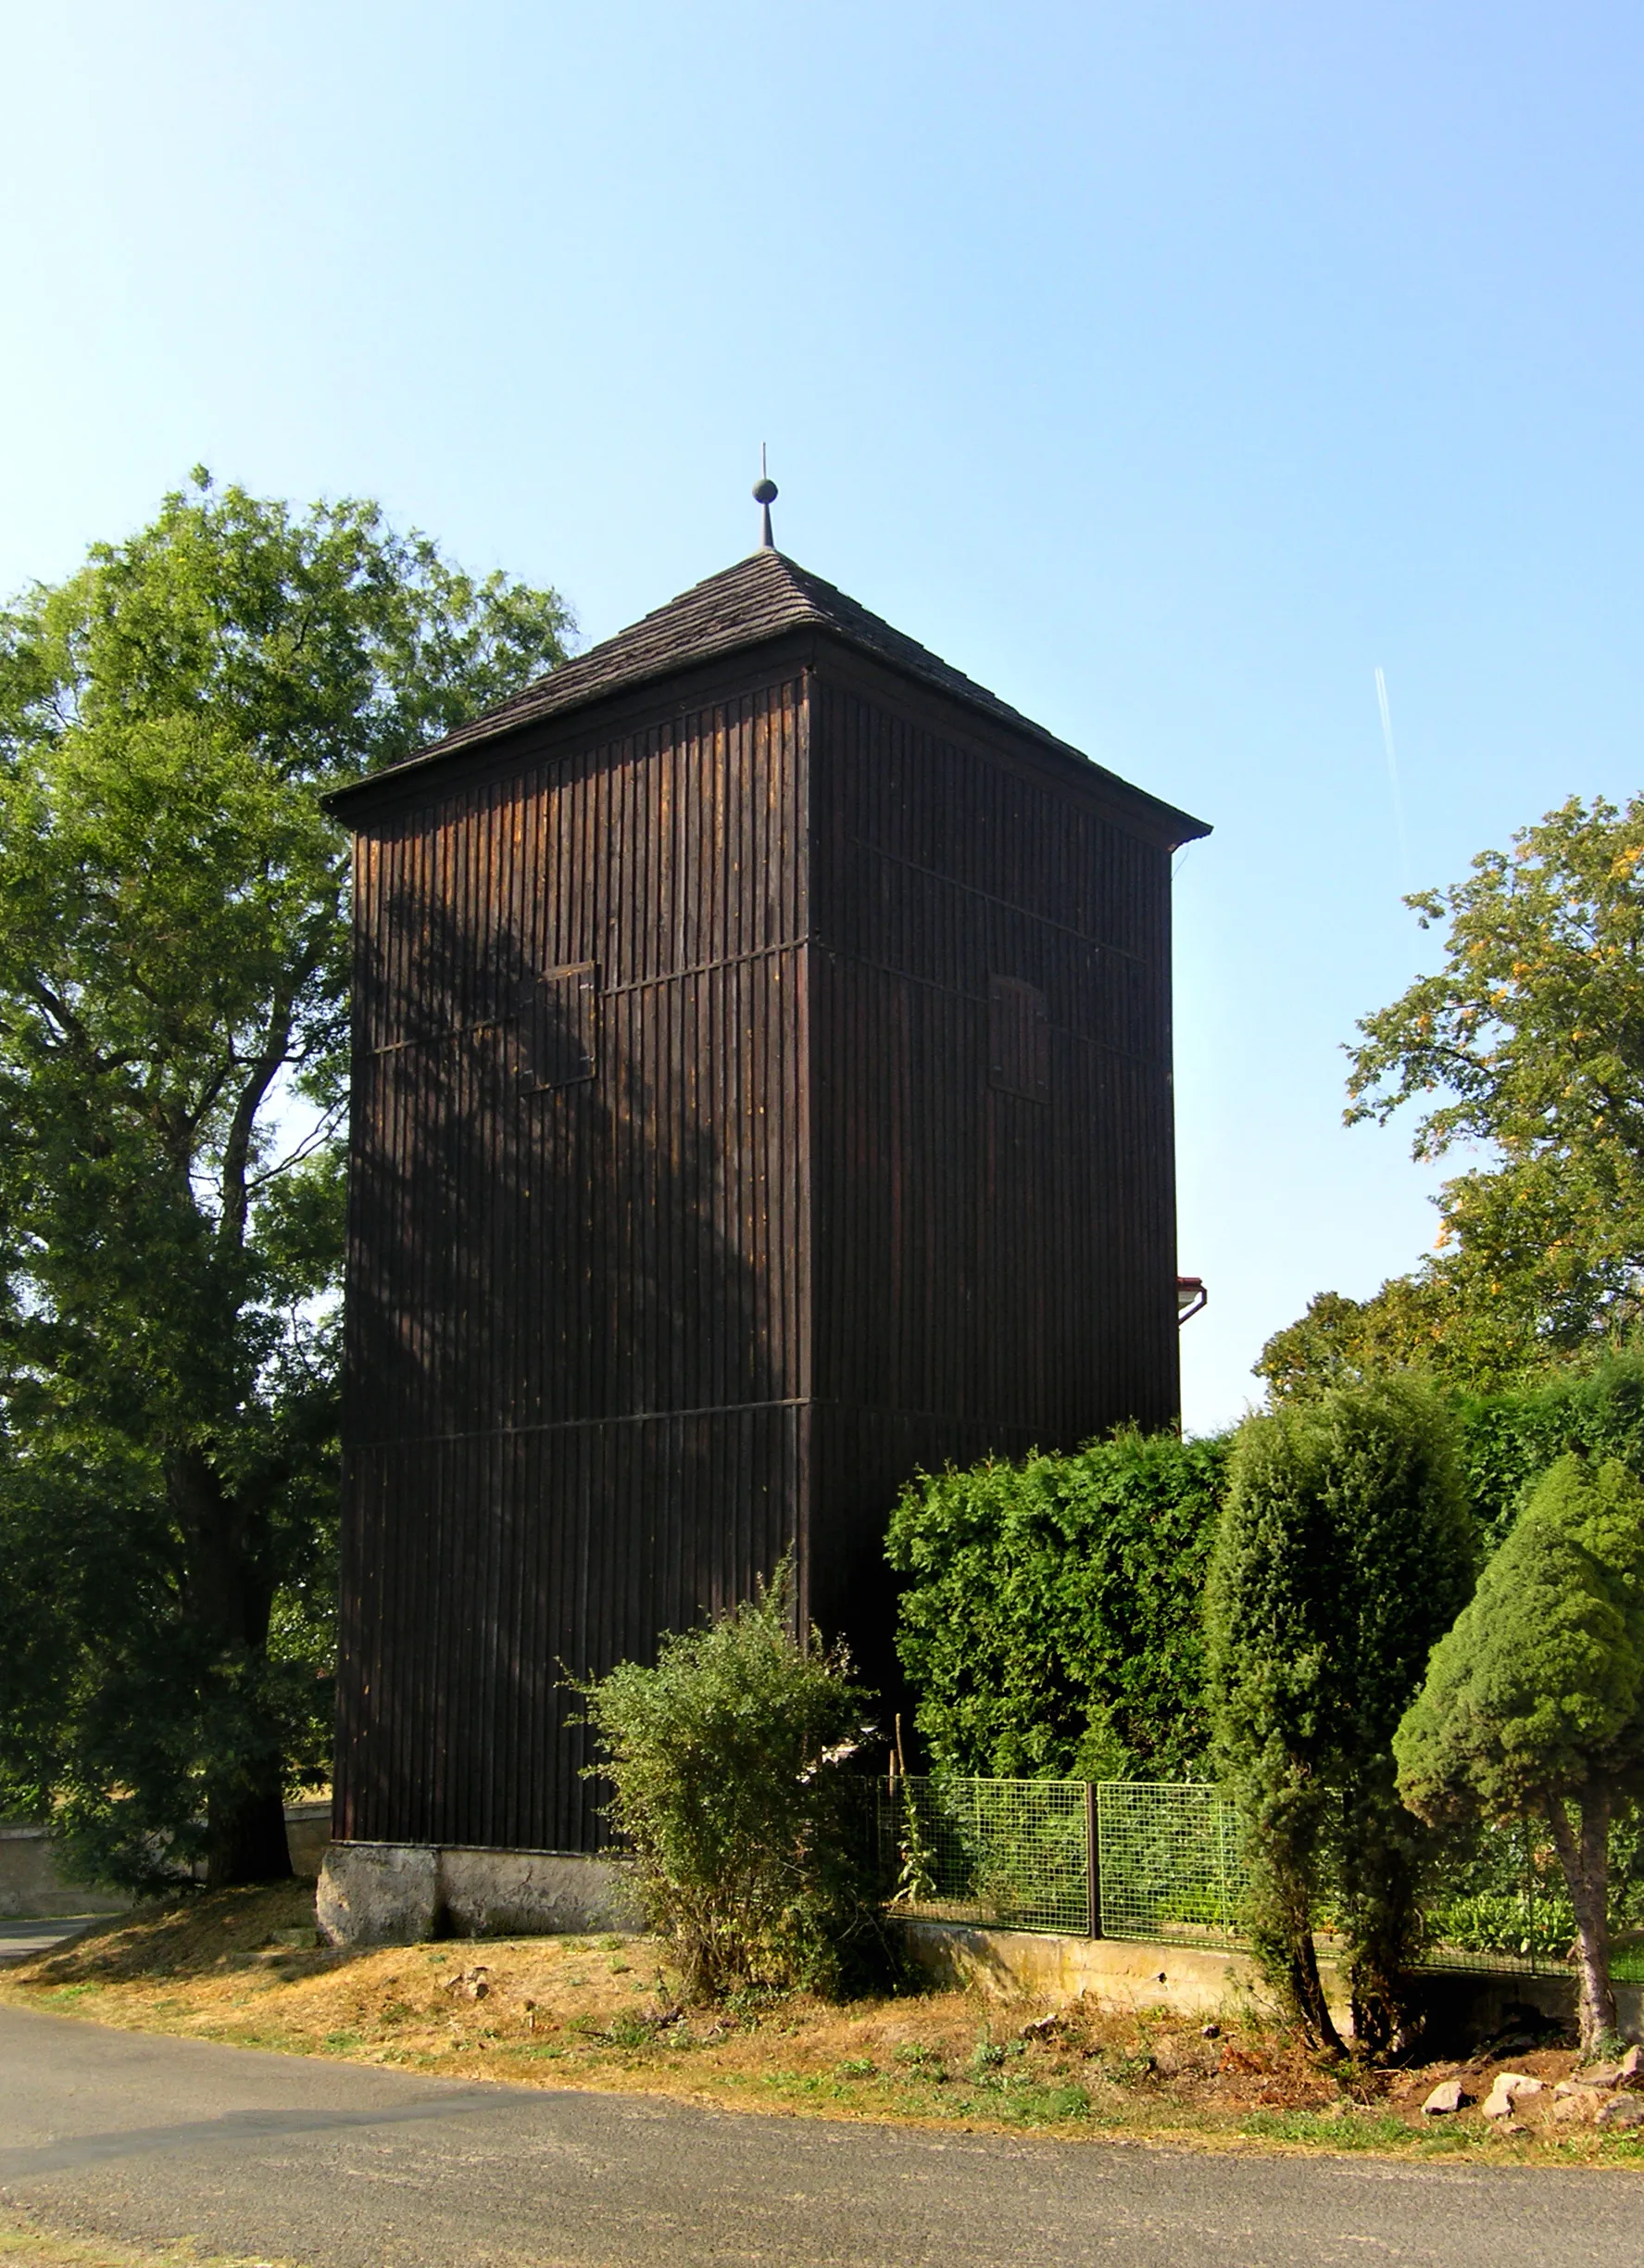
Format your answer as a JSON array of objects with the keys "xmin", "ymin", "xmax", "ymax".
[
  {"xmin": 1395, "ymin": 1453, "xmax": 1644, "ymax": 2055},
  {"xmin": 1205, "ymin": 1377, "xmax": 1475, "ymax": 2054},
  {"xmin": 885, "ymin": 1428, "xmax": 1229, "ymax": 1782}
]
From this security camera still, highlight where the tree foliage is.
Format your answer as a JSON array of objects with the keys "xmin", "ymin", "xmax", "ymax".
[
  {"xmin": 1205, "ymin": 1380, "xmax": 1475, "ymax": 2054},
  {"xmin": 885, "ymin": 1429, "xmax": 1228, "ymax": 1783},
  {"xmin": 1340, "ymin": 795, "xmax": 1644, "ymax": 1376},
  {"xmin": 1395, "ymin": 1454, "xmax": 1644, "ymax": 2055},
  {"xmin": 1261, "ymin": 1336, "xmax": 1644, "ymax": 1554},
  {"xmin": 1254, "ymin": 1277, "xmax": 1513, "ymax": 1401},
  {"xmin": 574, "ymin": 1570, "xmax": 887, "ymax": 2002},
  {"xmin": 0, "ymin": 472, "xmax": 571, "ymax": 1887}
]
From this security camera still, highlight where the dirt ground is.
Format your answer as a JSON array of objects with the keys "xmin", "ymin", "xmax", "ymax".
[{"xmin": 4, "ymin": 1885, "xmax": 1642, "ymax": 2169}]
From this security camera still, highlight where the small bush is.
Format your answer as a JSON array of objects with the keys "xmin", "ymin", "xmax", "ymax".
[{"xmin": 573, "ymin": 1568, "xmax": 890, "ymax": 2003}]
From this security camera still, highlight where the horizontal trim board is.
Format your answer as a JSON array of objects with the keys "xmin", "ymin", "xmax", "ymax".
[{"xmin": 345, "ymin": 1396, "xmax": 813, "ymax": 1452}]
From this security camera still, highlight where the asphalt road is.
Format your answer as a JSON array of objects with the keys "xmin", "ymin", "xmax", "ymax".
[
  {"xmin": 0, "ymin": 1919, "xmax": 101, "ymax": 1967},
  {"xmin": 1, "ymin": 2005, "xmax": 1638, "ymax": 2268}
]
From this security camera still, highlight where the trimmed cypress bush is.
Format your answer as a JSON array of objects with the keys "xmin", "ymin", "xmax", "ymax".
[
  {"xmin": 1205, "ymin": 1378, "xmax": 1475, "ymax": 2055},
  {"xmin": 1396, "ymin": 1454, "xmax": 1644, "ymax": 2059}
]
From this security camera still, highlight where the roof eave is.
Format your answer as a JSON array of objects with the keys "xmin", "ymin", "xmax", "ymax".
[{"xmin": 323, "ymin": 614, "xmax": 1211, "ymax": 850}]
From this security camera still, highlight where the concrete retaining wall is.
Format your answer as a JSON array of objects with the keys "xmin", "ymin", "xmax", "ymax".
[
  {"xmin": 0, "ymin": 1827, "xmax": 131, "ymax": 1921},
  {"xmin": 899, "ymin": 1919, "xmax": 1318, "ymax": 2023},
  {"xmin": 1, "ymin": 1803, "xmax": 338, "ymax": 1917},
  {"xmin": 317, "ymin": 1841, "xmax": 642, "ymax": 1946},
  {"xmin": 897, "ymin": 1919, "xmax": 1643, "ymax": 2044},
  {"xmin": 283, "ymin": 1804, "xmax": 333, "ymax": 1879}
]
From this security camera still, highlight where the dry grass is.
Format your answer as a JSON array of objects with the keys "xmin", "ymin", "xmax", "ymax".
[
  {"xmin": 4, "ymin": 1886, "xmax": 1643, "ymax": 2167},
  {"xmin": 0, "ymin": 2208, "xmax": 296, "ymax": 2268}
]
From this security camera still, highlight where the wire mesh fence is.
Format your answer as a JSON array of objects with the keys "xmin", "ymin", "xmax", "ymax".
[
  {"xmin": 875, "ymin": 1776, "xmax": 1644, "ymax": 1979},
  {"xmin": 875, "ymin": 1776, "xmax": 1249, "ymax": 1945},
  {"xmin": 1095, "ymin": 1781, "xmax": 1251, "ymax": 1946},
  {"xmin": 1422, "ymin": 1818, "xmax": 1644, "ymax": 1981},
  {"xmin": 875, "ymin": 1775, "xmax": 1091, "ymax": 1934}
]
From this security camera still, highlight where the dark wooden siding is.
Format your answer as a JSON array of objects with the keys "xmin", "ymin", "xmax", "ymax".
[
  {"xmin": 335, "ymin": 677, "xmax": 811, "ymax": 1852},
  {"xmin": 805, "ymin": 671, "xmax": 1180, "ymax": 1690},
  {"xmin": 334, "ymin": 636, "xmax": 1188, "ymax": 1854}
]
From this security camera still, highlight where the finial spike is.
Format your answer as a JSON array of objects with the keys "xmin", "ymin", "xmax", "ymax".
[{"xmin": 752, "ymin": 444, "xmax": 778, "ymax": 550}]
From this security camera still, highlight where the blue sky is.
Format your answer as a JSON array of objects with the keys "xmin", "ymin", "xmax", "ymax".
[{"xmin": 5, "ymin": 2, "xmax": 1642, "ymax": 1431}]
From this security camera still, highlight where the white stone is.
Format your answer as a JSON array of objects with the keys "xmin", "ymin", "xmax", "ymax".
[
  {"xmin": 1483, "ymin": 2073, "xmax": 1542, "ymax": 2120},
  {"xmin": 1422, "ymin": 2079, "xmax": 1466, "ymax": 2116},
  {"xmin": 1596, "ymin": 2093, "xmax": 1644, "ymax": 2130}
]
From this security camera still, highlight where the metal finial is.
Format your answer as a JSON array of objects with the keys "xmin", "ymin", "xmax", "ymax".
[{"xmin": 752, "ymin": 444, "xmax": 778, "ymax": 550}]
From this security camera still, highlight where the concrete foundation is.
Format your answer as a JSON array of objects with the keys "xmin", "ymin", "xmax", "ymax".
[
  {"xmin": 317, "ymin": 1841, "xmax": 642, "ymax": 1947},
  {"xmin": 899, "ymin": 1919, "xmax": 1313, "ymax": 2024},
  {"xmin": 897, "ymin": 1920, "xmax": 1644, "ymax": 2045}
]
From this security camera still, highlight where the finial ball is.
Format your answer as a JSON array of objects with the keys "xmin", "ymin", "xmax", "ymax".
[{"xmin": 752, "ymin": 476, "xmax": 778, "ymax": 505}]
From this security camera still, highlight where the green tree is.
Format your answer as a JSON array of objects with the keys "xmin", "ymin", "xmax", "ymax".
[
  {"xmin": 1205, "ymin": 1380, "xmax": 1475, "ymax": 2054},
  {"xmin": 1253, "ymin": 1277, "xmax": 1501, "ymax": 1401},
  {"xmin": 574, "ymin": 1569, "xmax": 885, "ymax": 2002},
  {"xmin": 1341, "ymin": 795, "xmax": 1644, "ymax": 1376},
  {"xmin": 1395, "ymin": 1454, "xmax": 1644, "ymax": 2058},
  {"xmin": 0, "ymin": 472, "xmax": 571, "ymax": 1888},
  {"xmin": 885, "ymin": 1429, "xmax": 1229, "ymax": 1784}
]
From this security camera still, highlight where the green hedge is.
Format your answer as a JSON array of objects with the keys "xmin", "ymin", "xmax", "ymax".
[
  {"xmin": 1457, "ymin": 1352, "xmax": 1644, "ymax": 1547},
  {"xmin": 885, "ymin": 1429, "xmax": 1229, "ymax": 1782},
  {"xmin": 885, "ymin": 1354, "xmax": 1644, "ymax": 1797}
]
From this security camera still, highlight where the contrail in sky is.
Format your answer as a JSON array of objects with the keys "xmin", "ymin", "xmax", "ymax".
[{"xmin": 1374, "ymin": 665, "xmax": 1413, "ymax": 893}]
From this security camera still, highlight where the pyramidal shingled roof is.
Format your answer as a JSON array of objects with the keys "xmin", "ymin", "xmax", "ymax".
[
  {"xmin": 332, "ymin": 548, "xmax": 1206, "ymax": 837},
  {"xmin": 420, "ymin": 548, "xmax": 1059, "ymax": 761}
]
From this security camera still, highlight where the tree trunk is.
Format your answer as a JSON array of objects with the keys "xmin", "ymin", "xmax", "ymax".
[
  {"xmin": 169, "ymin": 1447, "xmax": 295, "ymax": 1891},
  {"xmin": 1344, "ymin": 1816, "xmax": 1422, "ymax": 2059},
  {"xmin": 207, "ymin": 1779, "xmax": 293, "ymax": 1889},
  {"xmin": 1288, "ymin": 1928, "xmax": 1346, "ymax": 2057},
  {"xmin": 1548, "ymin": 1788, "xmax": 1616, "ymax": 2059},
  {"xmin": 1254, "ymin": 1839, "xmax": 1346, "ymax": 2055}
]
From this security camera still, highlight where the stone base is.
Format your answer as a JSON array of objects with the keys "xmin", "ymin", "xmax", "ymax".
[{"xmin": 317, "ymin": 1841, "xmax": 642, "ymax": 1947}]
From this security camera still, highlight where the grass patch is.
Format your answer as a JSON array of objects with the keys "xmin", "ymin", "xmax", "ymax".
[
  {"xmin": 1240, "ymin": 2110, "xmax": 1412, "ymax": 2150},
  {"xmin": 0, "ymin": 2206, "xmax": 299, "ymax": 2268}
]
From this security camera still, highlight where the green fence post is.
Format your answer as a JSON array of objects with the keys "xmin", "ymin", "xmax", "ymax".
[{"xmin": 1086, "ymin": 1783, "xmax": 1102, "ymax": 1938}]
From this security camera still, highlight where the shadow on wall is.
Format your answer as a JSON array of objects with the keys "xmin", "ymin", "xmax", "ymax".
[{"xmin": 337, "ymin": 855, "xmax": 796, "ymax": 1855}]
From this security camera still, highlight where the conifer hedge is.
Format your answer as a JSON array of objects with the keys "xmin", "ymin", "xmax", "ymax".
[
  {"xmin": 1455, "ymin": 1352, "xmax": 1644, "ymax": 1546},
  {"xmin": 885, "ymin": 1429, "xmax": 1229, "ymax": 1783}
]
